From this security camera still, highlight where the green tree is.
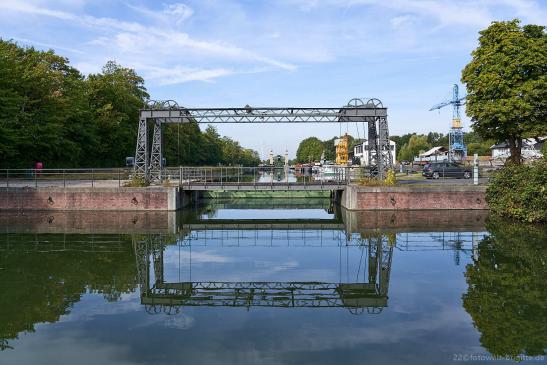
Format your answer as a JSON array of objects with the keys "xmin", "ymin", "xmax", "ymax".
[
  {"xmin": 201, "ymin": 125, "xmax": 223, "ymax": 165},
  {"xmin": 296, "ymin": 137, "xmax": 324, "ymax": 163},
  {"xmin": 0, "ymin": 40, "xmax": 260, "ymax": 168},
  {"xmin": 391, "ymin": 133, "xmax": 417, "ymax": 161},
  {"xmin": 0, "ymin": 233, "xmax": 138, "ymax": 350},
  {"xmin": 426, "ymin": 132, "xmax": 448, "ymax": 146},
  {"xmin": 464, "ymin": 131, "xmax": 495, "ymax": 156},
  {"xmin": 0, "ymin": 40, "xmax": 91, "ymax": 168},
  {"xmin": 463, "ymin": 219, "xmax": 547, "ymax": 357},
  {"xmin": 462, "ymin": 20, "xmax": 547, "ymax": 164},
  {"xmin": 486, "ymin": 160, "xmax": 546, "ymax": 222},
  {"xmin": 86, "ymin": 61, "xmax": 149, "ymax": 167},
  {"xmin": 398, "ymin": 134, "xmax": 430, "ymax": 161},
  {"xmin": 163, "ymin": 122, "xmax": 204, "ymax": 166}
]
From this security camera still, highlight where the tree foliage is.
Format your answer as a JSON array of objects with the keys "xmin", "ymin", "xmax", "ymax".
[
  {"xmin": 462, "ymin": 20, "xmax": 547, "ymax": 164},
  {"xmin": 296, "ymin": 137, "xmax": 324, "ymax": 163},
  {"xmin": 486, "ymin": 160, "xmax": 546, "ymax": 223},
  {"xmin": 0, "ymin": 233, "xmax": 138, "ymax": 350},
  {"xmin": 0, "ymin": 40, "xmax": 260, "ymax": 168},
  {"xmin": 463, "ymin": 219, "xmax": 547, "ymax": 356},
  {"xmin": 398, "ymin": 134, "xmax": 430, "ymax": 161},
  {"xmin": 390, "ymin": 131, "xmax": 494, "ymax": 161}
]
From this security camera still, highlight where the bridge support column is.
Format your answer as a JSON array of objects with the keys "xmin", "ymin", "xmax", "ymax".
[
  {"xmin": 149, "ymin": 121, "xmax": 163, "ymax": 182},
  {"xmin": 134, "ymin": 118, "xmax": 148, "ymax": 180},
  {"xmin": 377, "ymin": 116, "xmax": 392, "ymax": 179},
  {"xmin": 367, "ymin": 119, "xmax": 379, "ymax": 176}
]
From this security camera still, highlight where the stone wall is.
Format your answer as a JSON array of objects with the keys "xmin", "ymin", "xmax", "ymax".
[
  {"xmin": 341, "ymin": 185, "xmax": 488, "ymax": 210},
  {"xmin": 0, "ymin": 187, "xmax": 180, "ymax": 211},
  {"xmin": 0, "ymin": 211, "xmax": 177, "ymax": 233}
]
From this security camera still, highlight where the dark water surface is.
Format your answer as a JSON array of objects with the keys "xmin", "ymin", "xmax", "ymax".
[{"xmin": 0, "ymin": 201, "xmax": 545, "ymax": 365}]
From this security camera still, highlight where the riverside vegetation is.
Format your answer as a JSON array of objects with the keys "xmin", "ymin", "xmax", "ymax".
[{"xmin": 0, "ymin": 40, "xmax": 260, "ymax": 169}]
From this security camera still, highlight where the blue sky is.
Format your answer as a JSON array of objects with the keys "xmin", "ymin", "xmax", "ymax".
[{"xmin": 1, "ymin": 0, "xmax": 545, "ymax": 158}]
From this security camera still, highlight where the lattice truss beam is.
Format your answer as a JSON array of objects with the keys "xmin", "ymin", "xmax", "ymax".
[
  {"xmin": 134, "ymin": 234, "xmax": 393, "ymax": 314},
  {"xmin": 134, "ymin": 98, "xmax": 393, "ymax": 181}
]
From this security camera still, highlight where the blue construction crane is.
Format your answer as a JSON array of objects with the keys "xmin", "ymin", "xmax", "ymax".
[{"xmin": 429, "ymin": 84, "xmax": 467, "ymax": 162}]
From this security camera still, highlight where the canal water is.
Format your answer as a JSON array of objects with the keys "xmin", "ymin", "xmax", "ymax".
[{"xmin": 0, "ymin": 200, "xmax": 545, "ymax": 365}]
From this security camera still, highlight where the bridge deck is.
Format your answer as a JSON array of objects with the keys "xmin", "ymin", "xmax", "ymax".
[{"xmin": 180, "ymin": 182, "xmax": 347, "ymax": 191}]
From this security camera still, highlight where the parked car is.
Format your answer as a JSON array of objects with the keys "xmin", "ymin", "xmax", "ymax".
[{"xmin": 422, "ymin": 162, "xmax": 472, "ymax": 179}]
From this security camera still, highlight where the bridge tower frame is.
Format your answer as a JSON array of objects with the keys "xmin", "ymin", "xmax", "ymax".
[{"xmin": 134, "ymin": 98, "xmax": 392, "ymax": 182}]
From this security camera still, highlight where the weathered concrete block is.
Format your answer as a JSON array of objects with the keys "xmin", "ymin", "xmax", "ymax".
[
  {"xmin": 341, "ymin": 185, "xmax": 488, "ymax": 210},
  {"xmin": 0, "ymin": 187, "xmax": 180, "ymax": 211}
]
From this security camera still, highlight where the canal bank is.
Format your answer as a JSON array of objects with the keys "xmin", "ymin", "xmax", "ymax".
[
  {"xmin": 0, "ymin": 186, "xmax": 180, "ymax": 211},
  {"xmin": 340, "ymin": 184, "xmax": 488, "ymax": 210},
  {"xmin": 0, "ymin": 184, "xmax": 488, "ymax": 211}
]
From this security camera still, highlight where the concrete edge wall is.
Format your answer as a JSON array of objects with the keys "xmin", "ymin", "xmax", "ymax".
[
  {"xmin": 0, "ymin": 187, "xmax": 181, "ymax": 211},
  {"xmin": 341, "ymin": 184, "xmax": 489, "ymax": 210}
]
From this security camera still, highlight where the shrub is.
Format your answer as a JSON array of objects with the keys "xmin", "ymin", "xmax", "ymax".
[
  {"xmin": 486, "ymin": 161, "xmax": 546, "ymax": 223},
  {"xmin": 358, "ymin": 170, "xmax": 397, "ymax": 186},
  {"xmin": 124, "ymin": 176, "xmax": 148, "ymax": 187}
]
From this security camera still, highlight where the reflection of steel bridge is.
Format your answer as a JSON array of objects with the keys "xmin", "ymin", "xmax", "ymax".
[
  {"xmin": 175, "ymin": 226, "xmax": 484, "ymax": 252},
  {"xmin": 134, "ymin": 234, "xmax": 393, "ymax": 314},
  {"xmin": 135, "ymin": 98, "xmax": 392, "ymax": 182}
]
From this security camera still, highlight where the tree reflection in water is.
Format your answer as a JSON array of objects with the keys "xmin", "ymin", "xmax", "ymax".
[
  {"xmin": 463, "ymin": 219, "xmax": 546, "ymax": 357},
  {"xmin": 0, "ymin": 234, "xmax": 138, "ymax": 350}
]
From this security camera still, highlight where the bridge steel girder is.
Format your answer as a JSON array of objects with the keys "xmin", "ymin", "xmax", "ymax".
[
  {"xmin": 134, "ymin": 233, "xmax": 394, "ymax": 313},
  {"xmin": 149, "ymin": 121, "xmax": 163, "ymax": 182},
  {"xmin": 133, "ymin": 99, "xmax": 392, "ymax": 181}
]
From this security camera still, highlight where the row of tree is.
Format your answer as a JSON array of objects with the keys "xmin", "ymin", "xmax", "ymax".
[
  {"xmin": 295, "ymin": 130, "xmax": 493, "ymax": 164},
  {"xmin": 0, "ymin": 40, "xmax": 260, "ymax": 168},
  {"xmin": 392, "ymin": 131, "xmax": 493, "ymax": 162}
]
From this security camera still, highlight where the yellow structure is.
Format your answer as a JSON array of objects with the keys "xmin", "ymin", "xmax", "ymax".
[{"xmin": 335, "ymin": 133, "xmax": 349, "ymax": 165}]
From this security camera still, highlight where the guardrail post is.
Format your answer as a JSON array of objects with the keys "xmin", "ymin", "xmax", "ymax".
[
  {"xmin": 473, "ymin": 153, "xmax": 479, "ymax": 185},
  {"xmin": 118, "ymin": 168, "xmax": 121, "ymax": 188},
  {"xmin": 63, "ymin": 169, "xmax": 66, "ymax": 188},
  {"xmin": 34, "ymin": 169, "xmax": 37, "ymax": 188},
  {"xmin": 91, "ymin": 169, "xmax": 94, "ymax": 188},
  {"xmin": 6, "ymin": 169, "xmax": 9, "ymax": 188}
]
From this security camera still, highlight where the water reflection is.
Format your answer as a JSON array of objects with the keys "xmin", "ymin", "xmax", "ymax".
[
  {"xmin": 462, "ymin": 219, "xmax": 547, "ymax": 357},
  {"xmin": 0, "ymin": 205, "xmax": 544, "ymax": 363},
  {"xmin": 0, "ymin": 233, "xmax": 137, "ymax": 350},
  {"xmin": 135, "ymin": 232, "xmax": 392, "ymax": 314}
]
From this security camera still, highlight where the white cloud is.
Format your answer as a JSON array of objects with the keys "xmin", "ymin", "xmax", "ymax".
[
  {"xmin": 164, "ymin": 250, "xmax": 233, "ymax": 264},
  {"xmin": 163, "ymin": 3, "xmax": 194, "ymax": 24},
  {"xmin": 0, "ymin": 0, "xmax": 296, "ymax": 85},
  {"xmin": 163, "ymin": 314, "xmax": 195, "ymax": 330},
  {"xmin": 390, "ymin": 14, "xmax": 416, "ymax": 29}
]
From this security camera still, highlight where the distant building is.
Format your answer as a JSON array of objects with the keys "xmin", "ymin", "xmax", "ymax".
[
  {"xmin": 490, "ymin": 137, "xmax": 545, "ymax": 161},
  {"xmin": 353, "ymin": 139, "xmax": 396, "ymax": 166},
  {"xmin": 417, "ymin": 146, "xmax": 449, "ymax": 163}
]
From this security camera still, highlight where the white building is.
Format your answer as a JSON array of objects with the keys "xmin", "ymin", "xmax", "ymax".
[
  {"xmin": 353, "ymin": 140, "xmax": 396, "ymax": 166},
  {"xmin": 416, "ymin": 146, "xmax": 449, "ymax": 163},
  {"xmin": 490, "ymin": 137, "xmax": 545, "ymax": 161}
]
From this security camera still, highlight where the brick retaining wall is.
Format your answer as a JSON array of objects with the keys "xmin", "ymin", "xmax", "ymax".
[
  {"xmin": 0, "ymin": 187, "xmax": 180, "ymax": 211},
  {"xmin": 341, "ymin": 185, "xmax": 488, "ymax": 210}
]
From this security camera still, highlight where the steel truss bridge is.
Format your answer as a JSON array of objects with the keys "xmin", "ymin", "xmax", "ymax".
[
  {"xmin": 134, "ymin": 98, "xmax": 393, "ymax": 182},
  {"xmin": 134, "ymin": 233, "xmax": 393, "ymax": 314}
]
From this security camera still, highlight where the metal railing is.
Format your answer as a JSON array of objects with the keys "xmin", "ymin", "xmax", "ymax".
[
  {"xmin": 0, "ymin": 168, "xmax": 134, "ymax": 188},
  {"xmin": 166, "ymin": 166, "xmax": 361, "ymax": 187},
  {"xmin": 0, "ymin": 165, "xmax": 495, "ymax": 188}
]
